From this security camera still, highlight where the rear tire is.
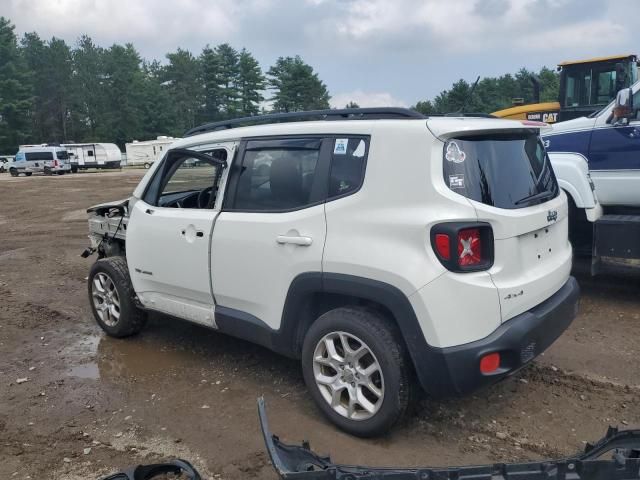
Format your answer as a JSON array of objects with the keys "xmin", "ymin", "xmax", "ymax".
[
  {"xmin": 88, "ymin": 256, "xmax": 147, "ymax": 338},
  {"xmin": 44, "ymin": 167, "xmax": 52, "ymax": 176},
  {"xmin": 143, "ymin": 162, "xmax": 151, "ymax": 169},
  {"xmin": 301, "ymin": 307, "xmax": 412, "ymax": 437},
  {"xmin": 71, "ymin": 166, "xmax": 78, "ymax": 173},
  {"xmin": 24, "ymin": 172, "xmax": 32, "ymax": 177}
]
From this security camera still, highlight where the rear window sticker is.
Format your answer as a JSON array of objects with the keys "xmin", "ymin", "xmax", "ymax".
[
  {"xmin": 449, "ymin": 174, "xmax": 465, "ymax": 189},
  {"xmin": 334, "ymin": 138, "xmax": 348, "ymax": 155},
  {"xmin": 352, "ymin": 139, "xmax": 365, "ymax": 158},
  {"xmin": 445, "ymin": 141, "xmax": 466, "ymax": 163}
]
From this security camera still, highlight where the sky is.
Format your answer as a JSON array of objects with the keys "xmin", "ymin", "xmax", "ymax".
[{"xmin": 1, "ymin": 0, "xmax": 638, "ymax": 108}]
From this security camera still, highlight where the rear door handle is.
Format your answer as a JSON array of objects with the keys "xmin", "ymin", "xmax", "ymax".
[{"xmin": 276, "ymin": 235, "xmax": 313, "ymax": 246}]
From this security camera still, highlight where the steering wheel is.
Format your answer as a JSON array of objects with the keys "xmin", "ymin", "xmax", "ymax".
[{"xmin": 197, "ymin": 187, "xmax": 214, "ymax": 208}]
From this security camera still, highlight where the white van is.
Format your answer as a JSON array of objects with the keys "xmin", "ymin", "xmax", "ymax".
[{"xmin": 9, "ymin": 145, "xmax": 72, "ymax": 176}]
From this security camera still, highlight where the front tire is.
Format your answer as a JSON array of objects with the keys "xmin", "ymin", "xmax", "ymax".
[
  {"xmin": 88, "ymin": 256, "xmax": 147, "ymax": 337},
  {"xmin": 9, "ymin": 168, "xmax": 18, "ymax": 177},
  {"xmin": 302, "ymin": 307, "xmax": 412, "ymax": 437}
]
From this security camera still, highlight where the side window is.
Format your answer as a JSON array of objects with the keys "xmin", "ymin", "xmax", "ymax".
[
  {"xmin": 328, "ymin": 137, "xmax": 368, "ymax": 200},
  {"xmin": 88, "ymin": 150, "xmax": 94, "ymax": 157},
  {"xmin": 147, "ymin": 149, "xmax": 227, "ymax": 209},
  {"xmin": 233, "ymin": 146, "xmax": 320, "ymax": 211}
]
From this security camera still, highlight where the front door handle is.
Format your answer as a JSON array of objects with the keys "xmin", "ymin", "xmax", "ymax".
[
  {"xmin": 145, "ymin": 208, "xmax": 154, "ymax": 215},
  {"xmin": 276, "ymin": 235, "xmax": 313, "ymax": 246}
]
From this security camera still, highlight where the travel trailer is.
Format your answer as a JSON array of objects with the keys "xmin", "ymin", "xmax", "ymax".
[
  {"xmin": 62, "ymin": 143, "xmax": 122, "ymax": 172},
  {"xmin": 124, "ymin": 136, "xmax": 177, "ymax": 168}
]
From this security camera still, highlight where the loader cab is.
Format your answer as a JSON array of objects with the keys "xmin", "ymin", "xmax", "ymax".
[{"xmin": 558, "ymin": 55, "xmax": 638, "ymax": 122}]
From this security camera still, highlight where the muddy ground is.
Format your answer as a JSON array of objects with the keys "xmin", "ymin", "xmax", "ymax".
[{"xmin": 0, "ymin": 170, "xmax": 638, "ymax": 479}]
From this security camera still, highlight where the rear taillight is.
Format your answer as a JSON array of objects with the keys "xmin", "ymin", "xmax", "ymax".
[
  {"xmin": 434, "ymin": 234, "xmax": 450, "ymax": 260},
  {"xmin": 53, "ymin": 160, "xmax": 59, "ymax": 167},
  {"xmin": 430, "ymin": 222, "xmax": 494, "ymax": 272},
  {"xmin": 458, "ymin": 228, "xmax": 481, "ymax": 266}
]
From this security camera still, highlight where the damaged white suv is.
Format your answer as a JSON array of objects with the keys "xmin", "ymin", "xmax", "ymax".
[{"xmin": 84, "ymin": 109, "xmax": 579, "ymax": 436}]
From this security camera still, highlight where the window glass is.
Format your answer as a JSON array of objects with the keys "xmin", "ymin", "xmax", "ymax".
[
  {"xmin": 156, "ymin": 150, "xmax": 227, "ymax": 209},
  {"xmin": 328, "ymin": 138, "xmax": 367, "ymax": 199},
  {"xmin": 88, "ymin": 150, "xmax": 94, "ymax": 157},
  {"xmin": 234, "ymin": 147, "xmax": 319, "ymax": 211},
  {"xmin": 56, "ymin": 150, "xmax": 69, "ymax": 160},
  {"xmin": 25, "ymin": 151, "xmax": 54, "ymax": 161},
  {"xmin": 443, "ymin": 133, "xmax": 559, "ymax": 209}
]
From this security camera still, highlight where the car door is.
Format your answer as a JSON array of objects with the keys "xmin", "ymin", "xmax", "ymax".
[
  {"xmin": 126, "ymin": 147, "xmax": 230, "ymax": 327},
  {"xmin": 588, "ymin": 88, "xmax": 640, "ymax": 205},
  {"xmin": 211, "ymin": 137, "xmax": 331, "ymax": 331}
]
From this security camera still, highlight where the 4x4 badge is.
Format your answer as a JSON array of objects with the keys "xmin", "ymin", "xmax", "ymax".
[{"xmin": 547, "ymin": 210, "xmax": 558, "ymax": 222}]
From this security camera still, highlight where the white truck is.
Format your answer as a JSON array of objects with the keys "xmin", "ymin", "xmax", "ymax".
[
  {"xmin": 124, "ymin": 136, "xmax": 177, "ymax": 168},
  {"xmin": 544, "ymin": 80, "xmax": 640, "ymax": 273},
  {"xmin": 83, "ymin": 109, "xmax": 579, "ymax": 436},
  {"xmin": 62, "ymin": 143, "xmax": 122, "ymax": 173}
]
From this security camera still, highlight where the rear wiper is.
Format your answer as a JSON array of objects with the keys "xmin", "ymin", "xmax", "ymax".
[
  {"xmin": 515, "ymin": 190, "xmax": 555, "ymax": 206},
  {"xmin": 259, "ymin": 397, "xmax": 640, "ymax": 480}
]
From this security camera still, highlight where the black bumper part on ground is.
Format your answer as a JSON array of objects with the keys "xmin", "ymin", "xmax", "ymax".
[
  {"xmin": 259, "ymin": 397, "xmax": 640, "ymax": 480},
  {"xmin": 417, "ymin": 276, "xmax": 580, "ymax": 397}
]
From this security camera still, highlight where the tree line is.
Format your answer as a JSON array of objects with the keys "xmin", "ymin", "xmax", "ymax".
[
  {"xmin": 0, "ymin": 17, "xmax": 331, "ymax": 152},
  {"xmin": 412, "ymin": 67, "xmax": 559, "ymax": 115},
  {"xmin": 0, "ymin": 16, "xmax": 561, "ymax": 154}
]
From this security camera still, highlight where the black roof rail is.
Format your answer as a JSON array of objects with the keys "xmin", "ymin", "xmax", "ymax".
[{"xmin": 184, "ymin": 108, "xmax": 427, "ymax": 137}]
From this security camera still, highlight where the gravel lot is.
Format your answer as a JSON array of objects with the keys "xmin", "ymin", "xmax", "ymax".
[{"xmin": 1, "ymin": 170, "xmax": 638, "ymax": 479}]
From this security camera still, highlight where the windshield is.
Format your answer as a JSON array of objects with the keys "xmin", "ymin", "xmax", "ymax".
[
  {"xmin": 562, "ymin": 60, "xmax": 636, "ymax": 109},
  {"xmin": 443, "ymin": 132, "xmax": 559, "ymax": 209}
]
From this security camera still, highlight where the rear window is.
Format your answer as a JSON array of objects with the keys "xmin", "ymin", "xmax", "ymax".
[
  {"xmin": 25, "ymin": 151, "xmax": 54, "ymax": 161},
  {"xmin": 443, "ymin": 133, "xmax": 558, "ymax": 209},
  {"xmin": 56, "ymin": 150, "xmax": 69, "ymax": 160}
]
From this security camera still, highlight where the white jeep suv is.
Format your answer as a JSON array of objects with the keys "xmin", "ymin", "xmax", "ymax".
[{"xmin": 84, "ymin": 108, "xmax": 579, "ymax": 437}]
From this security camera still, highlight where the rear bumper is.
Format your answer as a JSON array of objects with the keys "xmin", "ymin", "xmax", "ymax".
[{"xmin": 415, "ymin": 276, "xmax": 580, "ymax": 397}]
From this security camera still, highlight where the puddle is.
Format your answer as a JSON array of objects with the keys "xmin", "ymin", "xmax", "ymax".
[
  {"xmin": 68, "ymin": 363, "xmax": 100, "ymax": 379},
  {"xmin": 61, "ymin": 209, "xmax": 88, "ymax": 222},
  {"xmin": 96, "ymin": 334, "xmax": 202, "ymax": 381}
]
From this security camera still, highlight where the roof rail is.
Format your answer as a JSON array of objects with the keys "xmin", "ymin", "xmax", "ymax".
[{"xmin": 184, "ymin": 108, "xmax": 427, "ymax": 137}]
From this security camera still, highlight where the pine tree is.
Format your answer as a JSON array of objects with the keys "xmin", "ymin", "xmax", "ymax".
[
  {"xmin": 163, "ymin": 48, "xmax": 203, "ymax": 132},
  {"xmin": 237, "ymin": 48, "xmax": 264, "ymax": 116},
  {"xmin": 267, "ymin": 56, "xmax": 330, "ymax": 112},
  {"xmin": 215, "ymin": 43, "xmax": 240, "ymax": 117},
  {"xmin": 0, "ymin": 17, "xmax": 32, "ymax": 152},
  {"xmin": 72, "ymin": 35, "xmax": 104, "ymax": 140},
  {"xmin": 200, "ymin": 45, "xmax": 223, "ymax": 122}
]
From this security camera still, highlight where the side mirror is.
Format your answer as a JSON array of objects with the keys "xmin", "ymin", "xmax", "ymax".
[{"xmin": 612, "ymin": 88, "xmax": 634, "ymax": 124}]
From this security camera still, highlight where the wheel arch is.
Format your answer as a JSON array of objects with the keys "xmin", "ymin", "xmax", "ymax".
[{"xmin": 276, "ymin": 273, "xmax": 429, "ymax": 370}]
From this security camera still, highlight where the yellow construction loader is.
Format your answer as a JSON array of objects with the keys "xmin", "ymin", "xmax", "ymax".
[{"xmin": 493, "ymin": 54, "xmax": 638, "ymax": 123}]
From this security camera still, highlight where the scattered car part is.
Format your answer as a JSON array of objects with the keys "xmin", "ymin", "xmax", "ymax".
[
  {"xmin": 258, "ymin": 397, "xmax": 640, "ymax": 480},
  {"xmin": 100, "ymin": 459, "xmax": 201, "ymax": 480}
]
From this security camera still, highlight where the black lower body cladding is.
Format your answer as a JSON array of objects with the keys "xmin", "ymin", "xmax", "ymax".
[{"xmin": 417, "ymin": 276, "xmax": 580, "ymax": 397}]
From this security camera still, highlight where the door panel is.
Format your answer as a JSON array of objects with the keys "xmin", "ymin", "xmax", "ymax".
[
  {"xmin": 589, "ymin": 123, "xmax": 640, "ymax": 205},
  {"xmin": 211, "ymin": 137, "xmax": 330, "ymax": 329},
  {"xmin": 211, "ymin": 207, "xmax": 326, "ymax": 329},
  {"xmin": 126, "ymin": 148, "xmax": 228, "ymax": 323}
]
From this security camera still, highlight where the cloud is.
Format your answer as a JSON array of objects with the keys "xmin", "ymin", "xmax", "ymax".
[
  {"xmin": 330, "ymin": 90, "xmax": 408, "ymax": 108},
  {"xmin": 1, "ymin": 0, "xmax": 638, "ymax": 106}
]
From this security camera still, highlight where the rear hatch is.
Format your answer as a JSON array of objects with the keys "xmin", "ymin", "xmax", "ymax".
[{"xmin": 440, "ymin": 128, "xmax": 572, "ymax": 322}]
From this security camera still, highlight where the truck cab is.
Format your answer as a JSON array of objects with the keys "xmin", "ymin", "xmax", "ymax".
[{"xmin": 543, "ymin": 80, "xmax": 640, "ymax": 270}]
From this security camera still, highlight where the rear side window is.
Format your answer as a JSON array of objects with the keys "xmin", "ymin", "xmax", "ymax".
[
  {"xmin": 443, "ymin": 133, "xmax": 558, "ymax": 209},
  {"xmin": 25, "ymin": 151, "xmax": 54, "ymax": 161},
  {"xmin": 233, "ymin": 142, "xmax": 321, "ymax": 211},
  {"xmin": 328, "ymin": 138, "xmax": 368, "ymax": 200}
]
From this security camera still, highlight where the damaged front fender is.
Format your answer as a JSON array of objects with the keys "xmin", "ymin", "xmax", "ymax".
[{"xmin": 258, "ymin": 397, "xmax": 640, "ymax": 480}]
